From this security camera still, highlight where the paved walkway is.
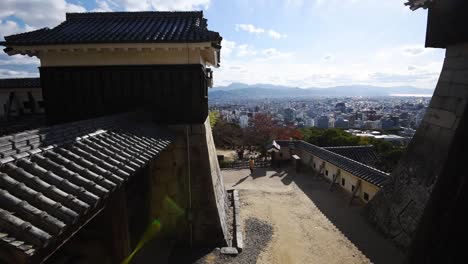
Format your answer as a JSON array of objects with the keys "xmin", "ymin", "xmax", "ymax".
[{"xmin": 223, "ymin": 167, "xmax": 404, "ymax": 264}]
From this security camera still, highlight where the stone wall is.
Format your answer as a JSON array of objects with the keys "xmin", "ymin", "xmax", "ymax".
[
  {"xmin": 366, "ymin": 42, "xmax": 468, "ymax": 250},
  {"xmin": 147, "ymin": 118, "xmax": 229, "ymax": 247}
]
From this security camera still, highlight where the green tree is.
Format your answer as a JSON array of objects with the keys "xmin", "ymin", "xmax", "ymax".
[{"xmin": 209, "ymin": 110, "xmax": 220, "ymax": 128}]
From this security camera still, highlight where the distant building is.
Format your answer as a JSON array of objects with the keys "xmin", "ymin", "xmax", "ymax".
[
  {"xmin": 381, "ymin": 118, "xmax": 394, "ymax": 130},
  {"xmin": 0, "ymin": 78, "xmax": 44, "ymax": 120},
  {"xmin": 316, "ymin": 116, "xmax": 329, "ymax": 129},
  {"xmin": 284, "ymin": 108, "xmax": 295, "ymax": 122},
  {"xmin": 239, "ymin": 115, "xmax": 249, "ymax": 128},
  {"xmin": 305, "ymin": 118, "xmax": 315, "ymax": 127},
  {"xmin": 275, "ymin": 140, "xmax": 389, "ymax": 204},
  {"xmin": 363, "ymin": 120, "xmax": 381, "ymax": 130},
  {"xmin": 335, "ymin": 102, "xmax": 346, "ymax": 112},
  {"xmin": 335, "ymin": 117, "xmax": 350, "ymax": 129}
]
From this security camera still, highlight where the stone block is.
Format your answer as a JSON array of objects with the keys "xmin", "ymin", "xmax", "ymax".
[
  {"xmin": 438, "ymin": 69, "xmax": 453, "ymax": 83},
  {"xmin": 433, "ymin": 82, "xmax": 451, "ymax": 97},
  {"xmin": 220, "ymin": 247, "xmax": 238, "ymax": 255},
  {"xmin": 453, "ymin": 70, "xmax": 468, "ymax": 85},
  {"xmin": 444, "ymin": 57, "xmax": 468, "ymax": 70},
  {"xmin": 455, "ymin": 99, "xmax": 467, "ymax": 117},
  {"xmin": 393, "ymin": 232, "xmax": 412, "ymax": 249},
  {"xmin": 446, "ymin": 44, "xmax": 464, "ymax": 57},
  {"xmin": 449, "ymin": 84, "xmax": 468, "ymax": 99},
  {"xmin": 425, "ymin": 108, "xmax": 457, "ymax": 129},
  {"xmin": 190, "ymin": 124, "xmax": 206, "ymax": 135}
]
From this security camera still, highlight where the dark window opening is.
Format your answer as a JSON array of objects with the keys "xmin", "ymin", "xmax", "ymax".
[
  {"xmin": 313, "ymin": 163, "xmax": 316, "ymax": 168},
  {"xmin": 352, "ymin": 185, "xmax": 355, "ymax": 191},
  {"xmin": 325, "ymin": 170, "xmax": 329, "ymax": 176},
  {"xmin": 342, "ymin": 178, "xmax": 345, "ymax": 186},
  {"xmin": 364, "ymin": 192, "xmax": 369, "ymax": 201}
]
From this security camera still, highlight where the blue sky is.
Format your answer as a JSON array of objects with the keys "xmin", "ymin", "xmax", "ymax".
[{"xmin": 0, "ymin": 0, "xmax": 445, "ymax": 88}]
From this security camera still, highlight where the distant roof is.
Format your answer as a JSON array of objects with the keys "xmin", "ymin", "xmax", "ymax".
[
  {"xmin": 0, "ymin": 112, "xmax": 173, "ymax": 262},
  {"xmin": 405, "ymin": 0, "xmax": 435, "ymax": 10},
  {"xmin": 2, "ymin": 11, "xmax": 221, "ymax": 46},
  {"xmin": 276, "ymin": 140, "xmax": 389, "ymax": 187},
  {"xmin": 323, "ymin": 145, "xmax": 379, "ymax": 167},
  {"xmin": 0, "ymin": 78, "xmax": 40, "ymax": 90}
]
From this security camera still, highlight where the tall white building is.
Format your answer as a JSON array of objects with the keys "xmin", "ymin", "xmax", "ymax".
[{"xmin": 239, "ymin": 115, "xmax": 249, "ymax": 128}]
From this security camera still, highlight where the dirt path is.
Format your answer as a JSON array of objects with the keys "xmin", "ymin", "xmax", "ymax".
[{"xmin": 223, "ymin": 168, "xmax": 403, "ymax": 264}]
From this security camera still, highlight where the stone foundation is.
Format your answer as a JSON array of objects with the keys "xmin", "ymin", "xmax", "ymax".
[
  {"xmin": 366, "ymin": 42, "xmax": 468, "ymax": 250},
  {"xmin": 147, "ymin": 118, "xmax": 229, "ymax": 246}
]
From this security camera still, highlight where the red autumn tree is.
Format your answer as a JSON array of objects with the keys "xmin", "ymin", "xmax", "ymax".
[{"xmin": 244, "ymin": 113, "xmax": 302, "ymax": 149}]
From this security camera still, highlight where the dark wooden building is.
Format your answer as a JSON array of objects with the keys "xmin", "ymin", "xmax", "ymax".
[
  {"xmin": 0, "ymin": 11, "xmax": 231, "ymax": 264},
  {"xmin": 1, "ymin": 12, "xmax": 222, "ymax": 125},
  {"xmin": 365, "ymin": 1, "xmax": 468, "ymax": 262},
  {"xmin": 406, "ymin": 0, "xmax": 468, "ymax": 48}
]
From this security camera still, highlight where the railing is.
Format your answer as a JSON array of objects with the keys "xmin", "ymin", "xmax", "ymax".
[{"xmin": 220, "ymin": 159, "xmax": 271, "ymax": 169}]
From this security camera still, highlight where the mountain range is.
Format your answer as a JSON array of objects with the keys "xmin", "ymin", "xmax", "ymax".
[{"xmin": 209, "ymin": 83, "xmax": 434, "ymax": 100}]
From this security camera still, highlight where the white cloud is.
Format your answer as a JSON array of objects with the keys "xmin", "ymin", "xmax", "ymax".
[
  {"xmin": 402, "ymin": 45, "xmax": 429, "ymax": 56},
  {"xmin": 0, "ymin": 20, "xmax": 30, "ymax": 40},
  {"xmin": 235, "ymin": 24, "xmax": 286, "ymax": 40},
  {"xmin": 0, "ymin": 54, "xmax": 40, "ymax": 66},
  {"xmin": 267, "ymin": 30, "xmax": 287, "ymax": 40},
  {"xmin": 96, "ymin": 0, "xmax": 211, "ymax": 11},
  {"xmin": 221, "ymin": 39, "xmax": 293, "ymax": 62},
  {"xmin": 236, "ymin": 44, "xmax": 257, "ymax": 57},
  {"xmin": 0, "ymin": 68, "xmax": 38, "ymax": 78},
  {"xmin": 284, "ymin": 0, "xmax": 305, "ymax": 8},
  {"xmin": 322, "ymin": 54, "xmax": 334, "ymax": 62},
  {"xmin": 150, "ymin": 0, "xmax": 211, "ymax": 11},
  {"xmin": 214, "ymin": 56, "xmax": 442, "ymax": 89},
  {"xmin": 221, "ymin": 40, "xmax": 237, "ymax": 57},
  {"xmin": 0, "ymin": 0, "xmax": 86, "ymax": 29},
  {"xmin": 235, "ymin": 24, "xmax": 265, "ymax": 34},
  {"xmin": 93, "ymin": 0, "xmax": 115, "ymax": 12}
]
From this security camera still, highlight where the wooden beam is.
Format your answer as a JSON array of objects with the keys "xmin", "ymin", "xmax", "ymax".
[
  {"xmin": 349, "ymin": 179, "xmax": 362, "ymax": 205},
  {"xmin": 329, "ymin": 169, "xmax": 341, "ymax": 191},
  {"xmin": 107, "ymin": 188, "xmax": 131, "ymax": 263}
]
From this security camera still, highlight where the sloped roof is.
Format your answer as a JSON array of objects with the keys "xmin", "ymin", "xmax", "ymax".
[
  {"xmin": 0, "ymin": 113, "xmax": 173, "ymax": 262},
  {"xmin": 0, "ymin": 78, "xmax": 40, "ymax": 90},
  {"xmin": 405, "ymin": 0, "xmax": 435, "ymax": 10},
  {"xmin": 2, "ymin": 11, "xmax": 221, "ymax": 46},
  {"xmin": 323, "ymin": 145, "xmax": 379, "ymax": 167},
  {"xmin": 276, "ymin": 140, "xmax": 389, "ymax": 187}
]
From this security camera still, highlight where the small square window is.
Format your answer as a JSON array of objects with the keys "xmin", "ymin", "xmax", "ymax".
[
  {"xmin": 325, "ymin": 170, "xmax": 329, "ymax": 176},
  {"xmin": 364, "ymin": 192, "xmax": 369, "ymax": 201},
  {"xmin": 352, "ymin": 185, "xmax": 355, "ymax": 191},
  {"xmin": 313, "ymin": 163, "xmax": 316, "ymax": 168},
  {"xmin": 341, "ymin": 178, "xmax": 345, "ymax": 186}
]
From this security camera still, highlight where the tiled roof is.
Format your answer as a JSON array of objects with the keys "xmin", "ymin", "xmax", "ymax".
[
  {"xmin": 323, "ymin": 145, "xmax": 379, "ymax": 167},
  {"xmin": 405, "ymin": 0, "xmax": 435, "ymax": 10},
  {"xmin": 0, "ymin": 113, "xmax": 173, "ymax": 261},
  {"xmin": 2, "ymin": 11, "xmax": 221, "ymax": 46},
  {"xmin": 0, "ymin": 78, "xmax": 40, "ymax": 90},
  {"xmin": 276, "ymin": 140, "xmax": 389, "ymax": 187}
]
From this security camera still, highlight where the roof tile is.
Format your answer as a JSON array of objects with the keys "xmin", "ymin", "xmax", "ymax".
[
  {"xmin": 0, "ymin": 112, "xmax": 174, "ymax": 261},
  {"xmin": 3, "ymin": 11, "xmax": 221, "ymax": 46}
]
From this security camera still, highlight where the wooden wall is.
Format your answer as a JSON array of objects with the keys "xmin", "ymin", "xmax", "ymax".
[
  {"xmin": 39, "ymin": 64, "xmax": 209, "ymax": 125},
  {"xmin": 426, "ymin": 0, "xmax": 468, "ymax": 48}
]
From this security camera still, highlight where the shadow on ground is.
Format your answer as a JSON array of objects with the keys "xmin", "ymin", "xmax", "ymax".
[
  {"xmin": 292, "ymin": 168, "xmax": 404, "ymax": 264},
  {"xmin": 168, "ymin": 218, "xmax": 273, "ymax": 264}
]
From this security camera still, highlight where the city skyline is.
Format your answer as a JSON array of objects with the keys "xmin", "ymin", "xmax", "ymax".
[{"xmin": 1, "ymin": 0, "xmax": 445, "ymax": 88}]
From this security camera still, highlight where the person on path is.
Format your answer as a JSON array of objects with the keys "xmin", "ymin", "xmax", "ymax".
[{"xmin": 249, "ymin": 157, "xmax": 255, "ymax": 174}]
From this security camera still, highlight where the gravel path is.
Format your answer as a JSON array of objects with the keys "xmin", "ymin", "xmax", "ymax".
[
  {"xmin": 222, "ymin": 168, "xmax": 404, "ymax": 264},
  {"xmin": 194, "ymin": 218, "xmax": 273, "ymax": 264}
]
